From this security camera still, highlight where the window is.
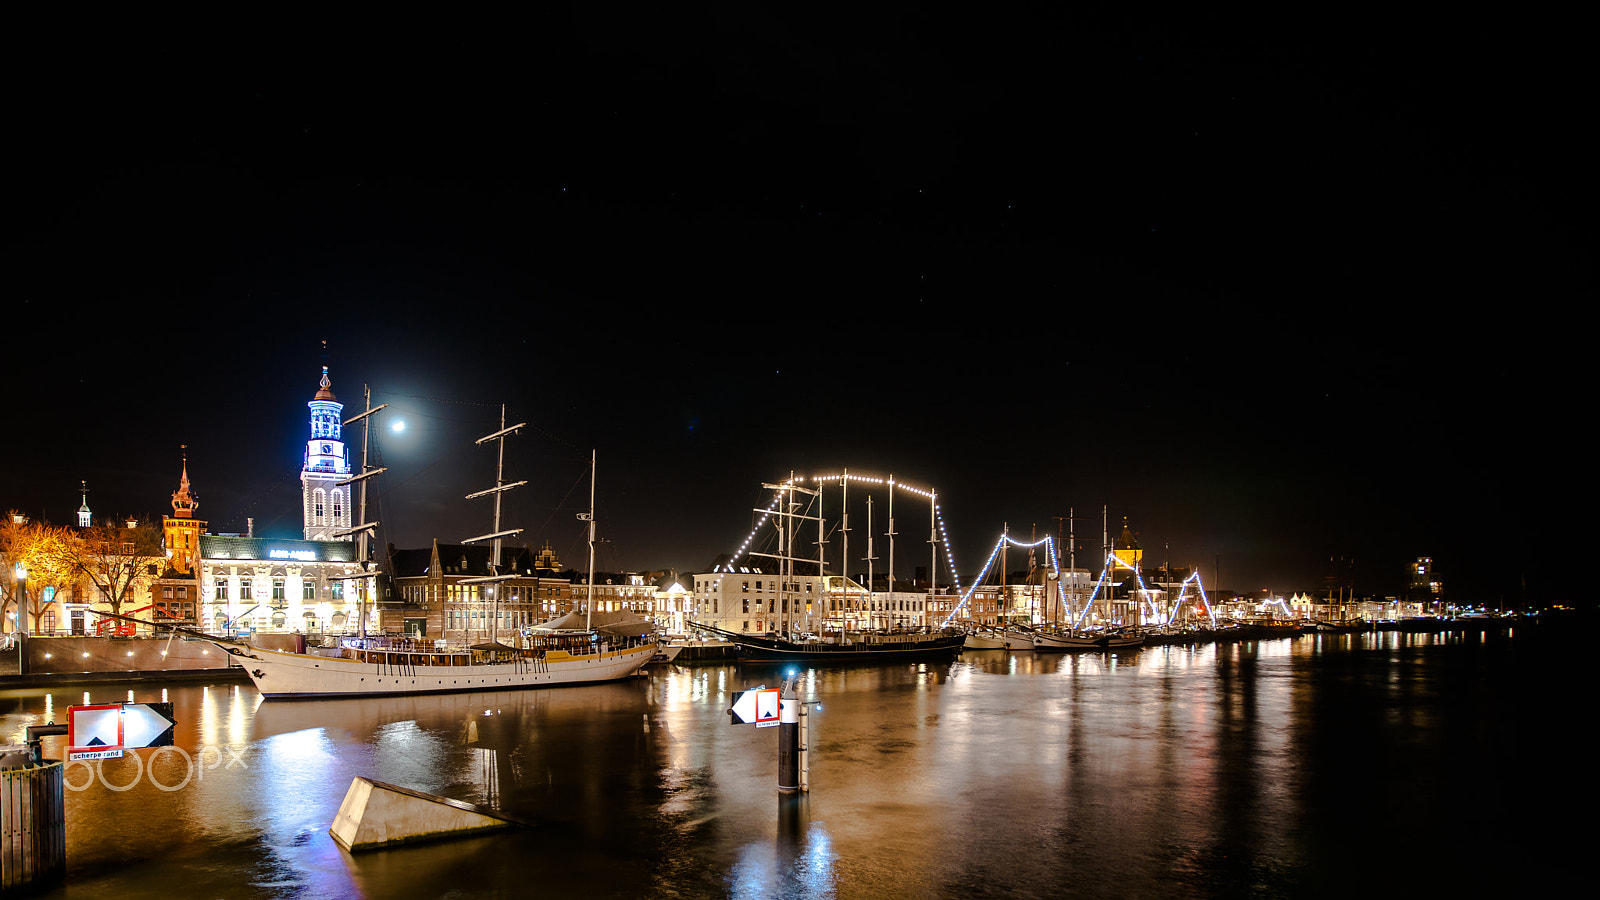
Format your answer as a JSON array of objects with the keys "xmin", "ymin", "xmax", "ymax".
[
  {"xmin": 332, "ymin": 492, "xmax": 343, "ymax": 519},
  {"xmin": 303, "ymin": 581, "xmax": 316, "ymax": 601},
  {"xmin": 273, "ymin": 579, "xmax": 285, "ymax": 600},
  {"xmin": 332, "ymin": 581, "xmax": 344, "ymax": 601},
  {"xmin": 215, "ymin": 582, "xmax": 227, "ymax": 601},
  {"xmin": 240, "ymin": 578, "xmax": 253, "ymax": 599}
]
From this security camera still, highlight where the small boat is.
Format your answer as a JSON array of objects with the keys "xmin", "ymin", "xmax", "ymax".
[
  {"xmin": 1032, "ymin": 629, "xmax": 1145, "ymax": 652},
  {"xmin": 647, "ymin": 642, "xmax": 685, "ymax": 664},
  {"xmin": 963, "ymin": 629, "xmax": 1008, "ymax": 650},
  {"xmin": 1003, "ymin": 625, "xmax": 1038, "ymax": 651},
  {"xmin": 694, "ymin": 623, "xmax": 966, "ymax": 663}
]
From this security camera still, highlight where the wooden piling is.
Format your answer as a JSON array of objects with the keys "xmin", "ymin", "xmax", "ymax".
[{"xmin": 1, "ymin": 762, "xmax": 65, "ymax": 891}]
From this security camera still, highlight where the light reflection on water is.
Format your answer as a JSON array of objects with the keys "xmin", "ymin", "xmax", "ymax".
[{"xmin": 0, "ymin": 629, "xmax": 1569, "ymax": 899}]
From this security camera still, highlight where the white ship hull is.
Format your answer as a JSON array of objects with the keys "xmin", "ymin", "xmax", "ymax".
[{"xmin": 221, "ymin": 641, "xmax": 657, "ymax": 699}]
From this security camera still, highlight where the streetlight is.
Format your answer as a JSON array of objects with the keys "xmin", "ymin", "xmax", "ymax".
[{"xmin": 13, "ymin": 563, "xmax": 27, "ymax": 675}]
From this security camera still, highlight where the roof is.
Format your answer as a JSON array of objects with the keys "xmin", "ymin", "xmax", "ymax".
[
  {"xmin": 391, "ymin": 543, "xmax": 538, "ymax": 579},
  {"xmin": 200, "ymin": 535, "xmax": 357, "ymax": 563}
]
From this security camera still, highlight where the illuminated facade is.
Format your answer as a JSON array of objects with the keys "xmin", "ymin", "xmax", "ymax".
[
  {"xmin": 1408, "ymin": 557, "xmax": 1443, "ymax": 606},
  {"xmin": 689, "ymin": 566, "xmax": 933, "ymax": 633},
  {"xmin": 198, "ymin": 535, "xmax": 365, "ymax": 635},
  {"xmin": 389, "ymin": 540, "xmax": 656, "ymax": 642},
  {"xmin": 299, "ymin": 366, "xmax": 351, "ymax": 541}
]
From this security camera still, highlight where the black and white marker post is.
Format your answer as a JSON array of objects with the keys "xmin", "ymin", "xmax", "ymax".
[
  {"xmin": 777, "ymin": 672, "xmax": 800, "ymax": 793},
  {"xmin": 729, "ymin": 671, "xmax": 818, "ymax": 794}
]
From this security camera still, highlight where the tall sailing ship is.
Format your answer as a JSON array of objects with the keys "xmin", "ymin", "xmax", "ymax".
[
  {"xmin": 692, "ymin": 474, "xmax": 965, "ymax": 664},
  {"xmin": 221, "ymin": 400, "xmax": 655, "ymax": 699}
]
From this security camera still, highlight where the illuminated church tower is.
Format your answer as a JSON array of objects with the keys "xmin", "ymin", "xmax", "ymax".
[
  {"xmin": 1113, "ymin": 518, "xmax": 1142, "ymax": 576},
  {"xmin": 164, "ymin": 449, "xmax": 205, "ymax": 574},
  {"xmin": 300, "ymin": 365, "xmax": 352, "ymax": 541}
]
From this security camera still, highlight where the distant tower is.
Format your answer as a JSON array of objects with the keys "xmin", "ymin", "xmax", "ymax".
[
  {"xmin": 1113, "ymin": 517, "xmax": 1143, "ymax": 575},
  {"xmin": 164, "ymin": 448, "xmax": 206, "ymax": 575},
  {"xmin": 1409, "ymin": 557, "xmax": 1442, "ymax": 604},
  {"xmin": 77, "ymin": 480, "xmax": 92, "ymax": 527},
  {"xmin": 533, "ymin": 540, "xmax": 562, "ymax": 571},
  {"xmin": 300, "ymin": 363, "xmax": 352, "ymax": 541}
]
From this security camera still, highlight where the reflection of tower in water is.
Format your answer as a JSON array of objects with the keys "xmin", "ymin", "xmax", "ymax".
[{"xmin": 463, "ymin": 705, "xmax": 525, "ymax": 809}]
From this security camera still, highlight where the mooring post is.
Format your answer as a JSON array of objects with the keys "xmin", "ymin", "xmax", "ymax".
[{"xmin": 777, "ymin": 672, "xmax": 799, "ymax": 793}]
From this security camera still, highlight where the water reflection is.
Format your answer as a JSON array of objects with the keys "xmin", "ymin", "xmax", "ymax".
[{"xmin": 0, "ymin": 629, "xmax": 1565, "ymax": 899}]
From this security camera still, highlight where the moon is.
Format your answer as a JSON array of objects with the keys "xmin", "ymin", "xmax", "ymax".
[{"xmin": 391, "ymin": 420, "xmax": 406, "ymax": 433}]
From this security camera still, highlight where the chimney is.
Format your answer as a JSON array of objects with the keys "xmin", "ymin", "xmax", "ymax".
[{"xmin": 247, "ymin": 517, "xmax": 254, "ymax": 538}]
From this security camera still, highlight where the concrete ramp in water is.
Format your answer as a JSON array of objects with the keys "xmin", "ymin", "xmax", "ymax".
[{"xmin": 329, "ymin": 777, "xmax": 522, "ymax": 852}]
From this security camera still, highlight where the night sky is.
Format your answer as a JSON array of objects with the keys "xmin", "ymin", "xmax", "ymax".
[{"xmin": 6, "ymin": 9, "xmax": 1582, "ymax": 605}]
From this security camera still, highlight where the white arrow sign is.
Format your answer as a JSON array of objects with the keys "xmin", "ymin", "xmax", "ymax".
[
  {"xmin": 729, "ymin": 687, "xmax": 781, "ymax": 727},
  {"xmin": 728, "ymin": 685, "xmax": 768, "ymax": 724},
  {"xmin": 122, "ymin": 703, "xmax": 176, "ymax": 749}
]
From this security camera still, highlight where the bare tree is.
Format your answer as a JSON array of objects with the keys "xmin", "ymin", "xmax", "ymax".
[{"xmin": 69, "ymin": 518, "xmax": 166, "ymax": 623}]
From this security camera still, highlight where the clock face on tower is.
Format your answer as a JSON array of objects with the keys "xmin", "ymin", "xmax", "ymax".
[{"xmin": 321, "ymin": 443, "xmax": 332, "ymax": 455}]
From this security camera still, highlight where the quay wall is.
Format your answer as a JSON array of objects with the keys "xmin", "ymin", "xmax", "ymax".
[{"xmin": 16, "ymin": 634, "xmax": 301, "ymax": 676}]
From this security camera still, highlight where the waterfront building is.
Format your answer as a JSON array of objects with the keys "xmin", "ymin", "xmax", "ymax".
[
  {"xmin": 198, "ymin": 534, "xmax": 367, "ymax": 635},
  {"xmin": 389, "ymin": 540, "xmax": 555, "ymax": 642},
  {"xmin": 1409, "ymin": 557, "xmax": 1443, "ymax": 610},
  {"xmin": 651, "ymin": 576, "xmax": 691, "ymax": 634},
  {"xmin": 690, "ymin": 560, "xmax": 948, "ymax": 634}
]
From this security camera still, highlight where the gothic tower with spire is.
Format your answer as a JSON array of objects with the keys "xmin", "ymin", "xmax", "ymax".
[
  {"xmin": 163, "ymin": 448, "xmax": 206, "ymax": 575},
  {"xmin": 300, "ymin": 364, "xmax": 352, "ymax": 541}
]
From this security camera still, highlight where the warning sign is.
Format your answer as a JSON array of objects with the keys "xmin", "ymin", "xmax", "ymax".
[{"xmin": 67, "ymin": 704, "xmax": 124, "ymax": 761}]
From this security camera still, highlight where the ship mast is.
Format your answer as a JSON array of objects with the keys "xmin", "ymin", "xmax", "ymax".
[
  {"xmin": 752, "ymin": 474, "xmax": 819, "ymax": 636},
  {"xmin": 886, "ymin": 475, "xmax": 896, "ymax": 630},
  {"xmin": 839, "ymin": 470, "xmax": 850, "ymax": 632},
  {"xmin": 334, "ymin": 384, "xmax": 387, "ymax": 638},
  {"xmin": 461, "ymin": 405, "xmax": 526, "ymax": 645},
  {"xmin": 863, "ymin": 496, "xmax": 876, "ymax": 629},
  {"xmin": 928, "ymin": 489, "xmax": 938, "ymax": 631},
  {"xmin": 585, "ymin": 450, "xmax": 596, "ymax": 632}
]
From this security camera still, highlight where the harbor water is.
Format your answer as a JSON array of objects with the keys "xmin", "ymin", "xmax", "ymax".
[{"xmin": 1, "ymin": 629, "xmax": 1574, "ymax": 899}]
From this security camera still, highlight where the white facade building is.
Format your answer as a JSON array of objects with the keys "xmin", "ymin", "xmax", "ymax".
[
  {"xmin": 199, "ymin": 535, "xmax": 369, "ymax": 635},
  {"xmin": 690, "ymin": 564, "xmax": 949, "ymax": 633}
]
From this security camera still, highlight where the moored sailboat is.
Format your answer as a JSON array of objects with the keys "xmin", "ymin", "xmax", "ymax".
[{"xmin": 222, "ymin": 406, "xmax": 655, "ymax": 699}]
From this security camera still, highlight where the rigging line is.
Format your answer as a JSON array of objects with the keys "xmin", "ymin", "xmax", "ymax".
[{"xmin": 372, "ymin": 390, "xmax": 502, "ymax": 408}]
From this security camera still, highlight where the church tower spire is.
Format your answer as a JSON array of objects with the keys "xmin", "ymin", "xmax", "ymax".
[
  {"xmin": 163, "ymin": 447, "xmax": 206, "ymax": 575},
  {"xmin": 300, "ymin": 351, "xmax": 351, "ymax": 541},
  {"xmin": 77, "ymin": 480, "xmax": 92, "ymax": 527}
]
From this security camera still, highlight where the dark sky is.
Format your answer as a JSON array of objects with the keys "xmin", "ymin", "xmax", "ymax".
[{"xmin": 5, "ymin": 9, "xmax": 1583, "ymax": 605}]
